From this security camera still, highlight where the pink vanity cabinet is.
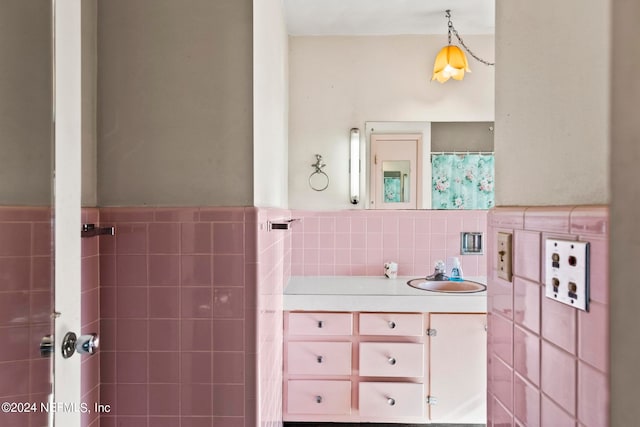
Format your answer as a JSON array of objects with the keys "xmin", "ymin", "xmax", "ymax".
[
  {"xmin": 357, "ymin": 312, "xmax": 427, "ymax": 422},
  {"xmin": 284, "ymin": 312, "xmax": 355, "ymax": 418},
  {"xmin": 283, "ymin": 310, "xmax": 487, "ymax": 424}
]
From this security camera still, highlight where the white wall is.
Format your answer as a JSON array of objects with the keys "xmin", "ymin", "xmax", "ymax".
[
  {"xmin": 82, "ymin": 0, "xmax": 97, "ymax": 207},
  {"xmin": 494, "ymin": 0, "xmax": 610, "ymax": 206},
  {"xmin": 289, "ymin": 35, "xmax": 495, "ymax": 210},
  {"xmin": 254, "ymin": 0, "xmax": 289, "ymax": 208},
  {"xmin": 611, "ymin": 0, "xmax": 640, "ymax": 423},
  {"xmin": 0, "ymin": 2, "xmax": 52, "ymax": 205},
  {"xmin": 97, "ymin": 0, "xmax": 254, "ymax": 206}
]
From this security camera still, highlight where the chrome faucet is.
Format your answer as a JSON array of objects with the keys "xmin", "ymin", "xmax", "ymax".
[{"xmin": 426, "ymin": 260, "xmax": 449, "ymax": 281}]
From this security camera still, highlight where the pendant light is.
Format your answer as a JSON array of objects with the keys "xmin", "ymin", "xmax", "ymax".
[{"xmin": 432, "ymin": 10, "xmax": 494, "ymax": 83}]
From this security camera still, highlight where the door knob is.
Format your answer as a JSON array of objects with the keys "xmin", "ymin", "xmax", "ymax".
[
  {"xmin": 62, "ymin": 332, "xmax": 99, "ymax": 359},
  {"xmin": 77, "ymin": 333, "xmax": 100, "ymax": 355},
  {"xmin": 40, "ymin": 335, "xmax": 54, "ymax": 358}
]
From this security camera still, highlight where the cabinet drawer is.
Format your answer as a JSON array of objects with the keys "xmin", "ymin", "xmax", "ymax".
[
  {"xmin": 287, "ymin": 341, "xmax": 352, "ymax": 375},
  {"xmin": 359, "ymin": 342, "xmax": 424, "ymax": 377},
  {"xmin": 359, "ymin": 382, "xmax": 425, "ymax": 418},
  {"xmin": 287, "ymin": 380, "xmax": 352, "ymax": 415},
  {"xmin": 288, "ymin": 312, "xmax": 353, "ymax": 336},
  {"xmin": 359, "ymin": 313, "xmax": 424, "ymax": 336}
]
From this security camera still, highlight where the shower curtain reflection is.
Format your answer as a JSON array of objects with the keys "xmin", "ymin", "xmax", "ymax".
[{"xmin": 431, "ymin": 153, "xmax": 495, "ymax": 210}]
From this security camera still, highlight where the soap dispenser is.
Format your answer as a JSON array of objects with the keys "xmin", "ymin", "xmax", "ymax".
[{"xmin": 449, "ymin": 258, "xmax": 464, "ymax": 281}]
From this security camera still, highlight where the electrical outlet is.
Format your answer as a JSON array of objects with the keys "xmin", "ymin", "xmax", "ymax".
[
  {"xmin": 497, "ymin": 232, "xmax": 512, "ymax": 281},
  {"xmin": 544, "ymin": 239, "xmax": 590, "ymax": 311}
]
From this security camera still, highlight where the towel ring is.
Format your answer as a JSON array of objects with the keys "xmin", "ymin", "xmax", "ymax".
[{"xmin": 309, "ymin": 154, "xmax": 329, "ymax": 191}]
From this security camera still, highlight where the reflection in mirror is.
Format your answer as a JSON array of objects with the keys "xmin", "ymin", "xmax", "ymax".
[
  {"xmin": 431, "ymin": 152, "xmax": 495, "ymax": 210},
  {"xmin": 366, "ymin": 121, "xmax": 494, "ymax": 210},
  {"xmin": 370, "ymin": 132, "xmax": 422, "ymax": 209},
  {"xmin": 383, "ymin": 161, "xmax": 410, "ymax": 203}
]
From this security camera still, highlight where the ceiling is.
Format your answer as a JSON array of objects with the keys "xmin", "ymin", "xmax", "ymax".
[{"xmin": 284, "ymin": 0, "xmax": 495, "ymax": 36}]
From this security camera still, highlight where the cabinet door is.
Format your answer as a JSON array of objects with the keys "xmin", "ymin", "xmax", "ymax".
[{"xmin": 429, "ymin": 313, "xmax": 487, "ymax": 423}]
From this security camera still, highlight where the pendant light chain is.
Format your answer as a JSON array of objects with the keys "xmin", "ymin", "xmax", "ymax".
[{"xmin": 444, "ymin": 9, "xmax": 495, "ymax": 67}]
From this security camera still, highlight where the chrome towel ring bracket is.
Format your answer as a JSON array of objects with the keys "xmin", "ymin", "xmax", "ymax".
[{"xmin": 309, "ymin": 154, "xmax": 329, "ymax": 191}]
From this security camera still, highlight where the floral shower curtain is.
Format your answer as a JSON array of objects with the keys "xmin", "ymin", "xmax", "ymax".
[{"xmin": 431, "ymin": 153, "xmax": 495, "ymax": 209}]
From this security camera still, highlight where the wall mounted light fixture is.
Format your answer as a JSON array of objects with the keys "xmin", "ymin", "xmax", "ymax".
[
  {"xmin": 350, "ymin": 128, "xmax": 360, "ymax": 204},
  {"xmin": 432, "ymin": 10, "xmax": 494, "ymax": 83}
]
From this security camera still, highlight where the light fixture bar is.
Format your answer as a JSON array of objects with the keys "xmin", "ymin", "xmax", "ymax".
[{"xmin": 349, "ymin": 128, "xmax": 360, "ymax": 204}]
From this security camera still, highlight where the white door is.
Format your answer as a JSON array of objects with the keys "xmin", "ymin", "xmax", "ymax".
[
  {"xmin": 429, "ymin": 313, "xmax": 487, "ymax": 423},
  {"xmin": 53, "ymin": 2, "xmax": 84, "ymax": 426}
]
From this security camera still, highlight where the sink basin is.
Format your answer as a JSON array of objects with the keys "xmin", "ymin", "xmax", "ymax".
[{"xmin": 407, "ymin": 278, "xmax": 487, "ymax": 293}]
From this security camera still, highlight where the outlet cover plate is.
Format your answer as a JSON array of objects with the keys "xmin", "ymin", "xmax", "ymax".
[
  {"xmin": 497, "ymin": 232, "xmax": 513, "ymax": 281},
  {"xmin": 544, "ymin": 239, "xmax": 590, "ymax": 311}
]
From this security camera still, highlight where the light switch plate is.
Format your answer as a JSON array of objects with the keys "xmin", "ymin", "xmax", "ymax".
[
  {"xmin": 544, "ymin": 239, "xmax": 590, "ymax": 311},
  {"xmin": 497, "ymin": 232, "xmax": 512, "ymax": 281}
]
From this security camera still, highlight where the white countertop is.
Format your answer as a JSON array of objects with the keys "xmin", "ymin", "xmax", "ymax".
[{"xmin": 284, "ymin": 276, "xmax": 487, "ymax": 313}]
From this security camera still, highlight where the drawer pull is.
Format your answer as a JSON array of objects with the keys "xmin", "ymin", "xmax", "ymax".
[
  {"xmin": 315, "ymin": 395, "xmax": 323, "ymax": 404},
  {"xmin": 317, "ymin": 320, "xmax": 324, "ymax": 328},
  {"xmin": 317, "ymin": 355, "xmax": 324, "ymax": 363},
  {"xmin": 388, "ymin": 357, "xmax": 397, "ymax": 365},
  {"xmin": 387, "ymin": 397, "xmax": 396, "ymax": 406},
  {"xmin": 388, "ymin": 321, "xmax": 396, "ymax": 329}
]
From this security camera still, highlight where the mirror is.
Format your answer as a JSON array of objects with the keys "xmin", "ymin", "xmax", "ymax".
[
  {"xmin": 369, "ymin": 130, "xmax": 423, "ymax": 209},
  {"xmin": 366, "ymin": 121, "xmax": 494, "ymax": 210},
  {"xmin": 383, "ymin": 161, "xmax": 411, "ymax": 203}
]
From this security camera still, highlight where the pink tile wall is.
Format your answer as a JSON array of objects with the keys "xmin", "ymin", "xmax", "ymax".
[
  {"xmin": 0, "ymin": 207, "xmax": 53, "ymax": 427},
  {"xmin": 487, "ymin": 206, "xmax": 609, "ymax": 427},
  {"xmin": 290, "ymin": 210, "xmax": 488, "ymax": 278},
  {"xmin": 82, "ymin": 208, "xmax": 101, "ymax": 427},
  {"xmin": 99, "ymin": 207, "xmax": 287, "ymax": 427},
  {"xmin": 254, "ymin": 209, "xmax": 290, "ymax": 427}
]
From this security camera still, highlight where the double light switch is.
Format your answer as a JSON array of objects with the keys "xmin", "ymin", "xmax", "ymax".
[{"xmin": 544, "ymin": 239, "xmax": 590, "ymax": 311}]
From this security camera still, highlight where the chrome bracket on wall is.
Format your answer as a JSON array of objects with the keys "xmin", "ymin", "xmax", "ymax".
[
  {"xmin": 309, "ymin": 154, "xmax": 329, "ymax": 191},
  {"xmin": 461, "ymin": 232, "xmax": 483, "ymax": 254},
  {"xmin": 267, "ymin": 218, "xmax": 301, "ymax": 231},
  {"xmin": 81, "ymin": 223, "xmax": 115, "ymax": 238}
]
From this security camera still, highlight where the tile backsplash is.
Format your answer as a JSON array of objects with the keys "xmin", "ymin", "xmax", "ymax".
[
  {"xmin": 487, "ymin": 206, "xmax": 609, "ymax": 427},
  {"xmin": 290, "ymin": 209, "xmax": 488, "ymax": 278},
  {"xmin": 0, "ymin": 206, "xmax": 52, "ymax": 427},
  {"xmin": 99, "ymin": 206, "xmax": 290, "ymax": 427}
]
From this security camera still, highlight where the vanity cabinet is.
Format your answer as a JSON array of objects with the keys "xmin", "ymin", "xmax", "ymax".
[
  {"xmin": 359, "ymin": 382, "xmax": 425, "ymax": 418},
  {"xmin": 283, "ymin": 310, "xmax": 486, "ymax": 424},
  {"xmin": 287, "ymin": 380, "xmax": 352, "ymax": 415},
  {"xmin": 429, "ymin": 313, "xmax": 487, "ymax": 423},
  {"xmin": 287, "ymin": 312, "xmax": 353, "ymax": 336},
  {"xmin": 359, "ymin": 312, "xmax": 424, "ymax": 336},
  {"xmin": 359, "ymin": 342, "xmax": 424, "ymax": 377},
  {"xmin": 284, "ymin": 312, "xmax": 354, "ymax": 418}
]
